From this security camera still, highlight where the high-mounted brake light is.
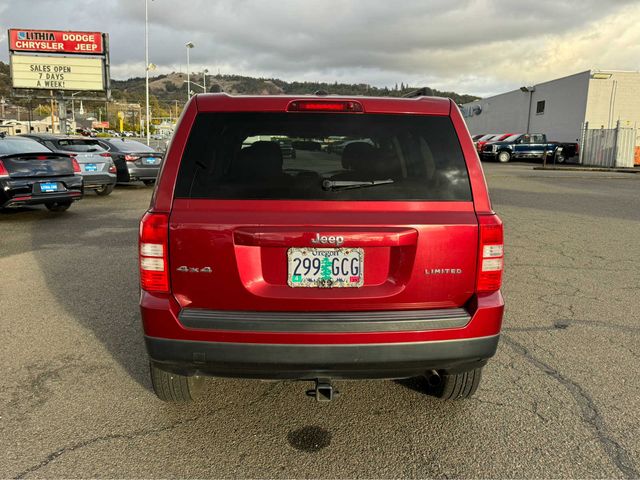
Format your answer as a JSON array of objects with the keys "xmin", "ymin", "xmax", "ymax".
[
  {"xmin": 139, "ymin": 212, "xmax": 169, "ymax": 293},
  {"xmin": 0, "ymin": 160, "xmax": 8, "ymax": 178},
  {"xmin": 477, "ymin": 215, "xmax": 504, "ymax": 293},
  {"xmin": 71, "ymin": 158, "xmax": 81, "ymax": 173},
  {"xmin": 287, "ymin": 100, "xmax": 364, "ymax": 113}
]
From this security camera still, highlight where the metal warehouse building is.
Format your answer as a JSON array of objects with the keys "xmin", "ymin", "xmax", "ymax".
[{"xmin": 461, "ymin": 70, "xmax": 640, "ymax": 146}]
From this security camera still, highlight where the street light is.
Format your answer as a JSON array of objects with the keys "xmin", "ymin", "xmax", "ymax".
[
  {"xmin": 520, "ymin": 86, "xmax": 536, "ymax": 134},
  {"xmin": 203, "ymin": 68, "xmax": 209, "ymax": 93},
  {"xmin": 185, "ymin": 42, "xmax": 194, "ymax": 101},
  {"xmin": 145, "ymin": 0, "xmax": 153, "ymax": 145}
]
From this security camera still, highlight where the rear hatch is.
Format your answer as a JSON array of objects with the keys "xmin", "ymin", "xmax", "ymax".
[
  {"xmin": 128, "ymin": 152, "xmax": 163, "ymax": 169},
  {"xmin": 1, "ymin": 153, "xmax": 74, "ymax": 178},
  {"xmin": 169, "ymin": 108, "xmax": 478, "ymax": 312}
]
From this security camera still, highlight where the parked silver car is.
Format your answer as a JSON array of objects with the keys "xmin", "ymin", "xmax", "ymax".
[
  {"xmin": 97, "ymin": 138, "xmax": 164, "ymax": 185},
  {"xmin": 23, "ymin": 134, "xmax": 118, "ymax": 196}
]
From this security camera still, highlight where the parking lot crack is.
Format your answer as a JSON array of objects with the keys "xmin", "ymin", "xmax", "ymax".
[
  {"xmin": 503, "ymin": 334, "xmax": 638, "ymax": 479},
  {"xmin": 13, "ymin": 415, "xmax": 203, "ymax": 479},
  {"xmin": 12, "ymin": 383, "xmax": 281, "ymax": 479}
]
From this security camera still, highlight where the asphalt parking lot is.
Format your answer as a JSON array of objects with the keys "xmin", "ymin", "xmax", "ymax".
[{"xmin": 1, "ymin": 164, "xmax": 639, "ymax": 479}]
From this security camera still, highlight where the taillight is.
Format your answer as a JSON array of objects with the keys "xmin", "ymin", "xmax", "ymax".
[
  {"xmin": 287, "ymin": 100, "xmax": 364, "ymax": 112},
  {"xmin": 125, "ymin": 154, "xmax": 139, "ymax": 162},
  {"xmin": 108, "ymin": 164, "xmax": 117, "ymax": 173},
  {"xmin": 477, "ymin": 215, "xmax": 504, "ymax": 293},
  {"xmin": 71, "ymin": 158, "xmax": 81, "ymax": 173},
  {"xmin": 139, "ymin": 212, "xmax": 169, "ymax": 293},
  {"xmin": 100, "ymin": 152, "xmax": 112, "ymax": 158},
  {"xmin": 0, "ymin": 160, "xmax": 8, "ymax": 177}
]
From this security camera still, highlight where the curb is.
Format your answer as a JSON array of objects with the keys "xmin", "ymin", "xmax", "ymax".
[{"xmin": 533, "ymin": 166, "xmax": 639, "ymax": 174}]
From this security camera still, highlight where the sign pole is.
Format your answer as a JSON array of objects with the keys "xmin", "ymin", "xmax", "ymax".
[
  {"xmin": 58, "ymin": 94, "xmax": 68, "ymax": 135},
  {"xmin": 50, "ymin": 91, "xmax": 55, "ymax": 134}
]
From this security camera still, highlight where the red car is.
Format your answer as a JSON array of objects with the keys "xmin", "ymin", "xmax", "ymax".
[
  {"xmin": 476, "ymin": 133, "xmax": 515, "ymax": 153},
  {"xmin": 139, "ymin": 94, "xmax": 504, "ymax": 403}
]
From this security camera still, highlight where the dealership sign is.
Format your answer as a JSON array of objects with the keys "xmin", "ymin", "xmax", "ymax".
[
  {"xmin": 10, "ymin": 55, "xmax": 105, "ymax": 91},
  {"xmin": 8, "ymin": 27, "xmax": 109, "ymax": 95},
  {"xmin": 9, "ymin": 29, "xmax": 104, "ymax": 54}
]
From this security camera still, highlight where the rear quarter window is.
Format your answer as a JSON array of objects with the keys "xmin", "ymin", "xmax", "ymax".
[{"xmin": 175, "ymin": 112, "xmax": 472, "ymax": 201}]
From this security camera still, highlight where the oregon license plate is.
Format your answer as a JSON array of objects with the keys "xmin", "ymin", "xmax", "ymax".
[
  {"xmin": 287, "ymin": 248, "xmax": 364, "ymax": 288},
  {"xmin": 40, "ymin": 182, "xmax": 59, "ymax": 192},
  {"xmin": 84, "ymin": 163, "xmax": 98, "ymax": 172}
]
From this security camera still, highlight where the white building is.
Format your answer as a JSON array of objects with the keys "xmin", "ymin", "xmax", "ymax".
[{"xmin": 461, "ymin": 70, "xmax": 640, "ymax": 145}]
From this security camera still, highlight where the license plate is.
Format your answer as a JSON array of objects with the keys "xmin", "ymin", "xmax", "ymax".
[
  {"xmin": 40, "ymin": 182, "xmax": 59, "ymax": 193},
  {"xmin": 287, "ymin": 248, "xmax": 364, "ymax": 288},
  {"xmin": 84, "ymin": 163, "xmax": 98, "ymax": 172},
  {"xmin": 143, "ymin": 157, "xmax": 158, "ymax": 165}
]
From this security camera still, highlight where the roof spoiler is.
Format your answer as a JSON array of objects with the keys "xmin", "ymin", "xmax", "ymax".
[{"xmin": 402, "ymin": 87, "xmax": 431, "ymax": 98}]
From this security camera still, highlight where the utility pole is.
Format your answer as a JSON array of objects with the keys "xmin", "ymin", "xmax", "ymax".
[
  {"xmin": 145, "ymin": 0, "xmax": 151, "ymax": 145},
  {"xmin": 186, "ymin": 42, "xmax": 194, "ymax": 102},
  {"xmin": 50, "ymin": 91, "xmax": 55, "ymax": 133}
]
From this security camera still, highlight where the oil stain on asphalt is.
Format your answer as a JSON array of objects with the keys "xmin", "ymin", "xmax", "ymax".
[{"xmin": 287, "ymin": 426, "xmax": 332, "ymax": 452}]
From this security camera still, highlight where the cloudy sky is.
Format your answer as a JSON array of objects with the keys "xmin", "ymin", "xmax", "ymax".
[{"xmin": 1, "ymin": 0, "xmax": 639, "ymax": 97}]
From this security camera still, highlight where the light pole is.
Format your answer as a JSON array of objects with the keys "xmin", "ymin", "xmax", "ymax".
[
  {"xmin": 520, "ymin": 86, "xmax": 536, "ymax": 134},
  {"xmin": 145, "ymin": 0, "xmax": 151, "ymax": 145},
  {"xmin": 203, "ymin": 68, "xmax": 208, "ymax": 93},
  {"xmin": 186, "ymin": 42, "xmax": 194, "ymax": 102}
]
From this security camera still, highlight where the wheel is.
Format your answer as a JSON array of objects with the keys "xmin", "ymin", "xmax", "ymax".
[
  {"xmin": 432, "ymin": 368, "xmax": 483, "ymax": 400},
  {"xmin": 555, "ymin": 152, "xmax": 566, "ymax": 164},
  {"xmin": 44, "ymin": 201, "xmax": 72, "ymax": 212},
  {"xmin": 497, "ymin": 151, "xmax": 511, "ymax": 163},
  {"xmin": 149, "ymin": 362, "xmax": 204, "ymax": 402},
  {"xmin": 143, "ymin": 180, "xmax": 155, "ymax": 186},
  {"xmin": 95, "ymin": 184, "xmax": 115, "ymax": 196}
]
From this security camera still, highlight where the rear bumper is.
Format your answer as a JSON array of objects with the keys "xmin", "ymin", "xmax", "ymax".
[
  {"xmin": 0, "ymin": 177, "xmax": 83, "ymax": 208},
  {"xmin": 80, "ymin": 172, "xmax": 116, "ymax": 188},
  {"xmin": 146, "ymin": 334, "xmax": 499, "ymax": 379},
  {"xmin": 142, "ymin": 292, "xmax": 504, "ymax": 380},
  {"xmin": 126, "ymin": 165, "xmax": 160, "ymax": 181}
]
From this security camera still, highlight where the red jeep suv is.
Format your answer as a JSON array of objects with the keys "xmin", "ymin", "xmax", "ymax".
[{"xmin": 139, "ymin": 94, "xmax": 504, "ymax": 402}]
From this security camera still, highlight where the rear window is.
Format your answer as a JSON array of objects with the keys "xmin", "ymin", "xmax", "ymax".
[
  {"xmin": 106, "ymin": 140, "xmax": 155, "ymax": 152},
  {"xmin": 55, "ymin": 139, "xmax": 106, "ymax": 153},
  {"xmin": 175, "ymin": 113, "xmax": 471, "ymax": 201},
  {"xmin": 0, "ymin": 137, "xmax": 52, "ymax": 155}
]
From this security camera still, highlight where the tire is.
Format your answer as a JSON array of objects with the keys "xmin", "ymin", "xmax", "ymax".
[
  {"xmin": 149, "ymin": 362, "xmax": 204, "ymax": 403},
  {"xmin": 497, "ymin": 151, "xmax": 511, "ymax": 163},
  {"xmin": 555, "ymin": 152, "xmax": 566, "ymax": 164},
  {"xmin": 432, "ymin": 368, "xmax": 482, "ymax": 400},
  {"xmin": 143, "ymin": 180, "xmax": 155, "ymax": 186},
  {"xmin": 95, "ymin": 184, "xmax": 115, "ymax": 196},
  {"xmin": 44, "ymin": 201, "xmax": 72, "ymax": 212}
]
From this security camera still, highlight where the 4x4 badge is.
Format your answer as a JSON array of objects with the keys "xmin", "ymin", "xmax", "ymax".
[{"xmin": 177, "ymin": 266, "xmax": 212, "ymax": 273}]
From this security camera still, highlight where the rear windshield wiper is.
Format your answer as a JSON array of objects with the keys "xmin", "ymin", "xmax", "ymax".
[{"xmin": 322, "ymin": 179, "xmax": 394, "ymax": 191}]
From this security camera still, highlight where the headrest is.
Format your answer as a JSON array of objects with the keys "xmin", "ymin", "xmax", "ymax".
[{"xmin": 235, "ymin": 141, "xmax": 283, "ymax": 178}]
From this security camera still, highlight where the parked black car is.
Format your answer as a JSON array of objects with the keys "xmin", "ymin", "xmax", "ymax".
[
  {"xmin": 97, "ymin": 138, "xmax": 164, "ymax": 185},
  {"xmin": 23, "ymin": 134, "xmax": 117, "ymax": 196},
  {"xmin": 0, "ymin": 135, "xmax": 83, "ymax": 211}
]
